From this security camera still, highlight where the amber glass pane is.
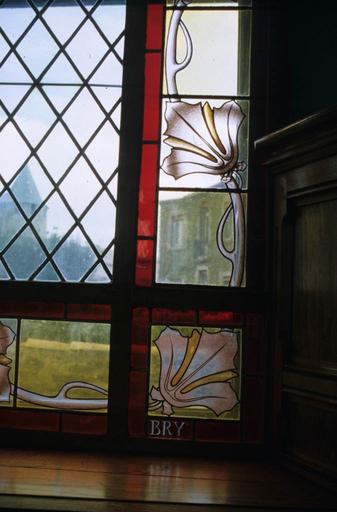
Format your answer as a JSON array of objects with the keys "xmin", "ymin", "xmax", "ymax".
[
  {"xmin": 17, "ymin": 319, "xmax": 110, "ymax": 411},
  {"xmin": 148, "ymin": 325, "xmax": 241, "ymax": 420}
]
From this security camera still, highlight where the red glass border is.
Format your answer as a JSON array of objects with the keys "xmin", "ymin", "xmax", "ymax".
[
  {"xmin": 66, "ymin": 303, "xmax": 112, "ymax": 321},
  {"xmin": 199, "ymin": 311, "xmax": 243, "ymax": 326},
  {"xmin": 146, "ymin": 4, "xmax": 164, "ymax": 50},
  {"xmin": 137, "ymin": 144, "xmax": 158, "ymax": 237},
  {"xmin": 135, "ymin": 240, "xmax": 154, "ymax": 287},
  {"xmin": 0, "ymin": 300, "xmax": 64, "ymax": 318},
  {"xmin": 152, "ymin": 308, "xmax": 197, "ymax": 324},
  {"xmin": 142, "ymin": 52, "xmax": 162, "ymax": 141}
]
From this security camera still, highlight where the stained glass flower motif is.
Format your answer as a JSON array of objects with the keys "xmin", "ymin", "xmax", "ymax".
[
  {"xmin": 161, "ymin": 100, "xmax": 246, "ymax": 182},
  {"xmin": 149, "ymin": 327, "xmax": 239, "ymax": 417}
]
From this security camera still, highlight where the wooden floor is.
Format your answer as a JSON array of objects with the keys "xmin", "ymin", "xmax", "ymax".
[{"xmin": 0, "ymin": 449, "xmax": 336, "ymax": 512}]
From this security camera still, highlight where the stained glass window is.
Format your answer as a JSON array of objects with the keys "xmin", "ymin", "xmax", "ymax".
[
  {"xmin": 0, "ymin": 313, "xmax": 110, "ymax": 412},
  {"xmin": 128, "ymin": 307, "xmax": 265, "ymax": 442},
  {"xmin": 0, "ymin": 0, "xmax": 125, "ymax": 282},
  {"xmin": 136, "ymin": 0, "xmax": 251, "ymax": 288},
  {"xmin": 0, "ymin": 1, "xmax": 267, "ymax": 448}
]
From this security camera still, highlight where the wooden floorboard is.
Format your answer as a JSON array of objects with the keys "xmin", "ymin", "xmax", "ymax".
[{"xmin": 0, "ymin": 449, "xmax": 335, "ymax": 511}]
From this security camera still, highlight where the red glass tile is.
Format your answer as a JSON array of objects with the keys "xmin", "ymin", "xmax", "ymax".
[
  {"xmin": 147, "ymin": 417, "xmax": 193, "ymax": 440},
  {"xmin": 146, "ymin": 4, "xmax": 164, "ymax": 50},
  {"xmin": 242, "ymin": 376, "xmax": 265, "ymax": 443},
  {"xmin": 131, "ymin": 308, "xmax": 150, "ymax": 368},
  {"xmin": 143, "ymin": 53, "xmax": 161, "ymax": 140},
  {"xmin": 137, "ymin": 144, "xmax": 158, "ymax": 237},
  {"xmin": 128, "ymin": 371, "xmax": 147, "ymax": 409},
  {"xmin": 135, "ymin": 240, "xmax": 154, "ymax": 287},
  {"xmin": 62, "ymin": 413, "xmax": 107, "ymax": 435},
  {"xmin": 195, "ymin": 420, "xmax": 240, "ymax": 443},
  {"xmin": 199, "ymin": 311, "xmax": 243, "ymax": 326},
  {"xmin": 152, "ymin": 308, "xmax": 196, "ymax": 325},
  {"xmin": 0, "ymin": 300, "xmax": 64, "ymax": 318},
  {"xmin": 67, "ymin": 303, "xmax": 111, "ymax": 321},
  {"xmin": 0, "ymin": 409, "xmax": 59, "ymax": 431},
  {"xmin": 128, "ymin": 411, "xmax": 145, "ymax": 438},
  {"xmin": 246, "ymin": 313, "xmax": 265, "ymax": 339}
]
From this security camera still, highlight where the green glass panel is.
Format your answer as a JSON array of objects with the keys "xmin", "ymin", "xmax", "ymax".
[{"xmin": 17, "ymin": 319, "xmax": 110, "ymax": 411}]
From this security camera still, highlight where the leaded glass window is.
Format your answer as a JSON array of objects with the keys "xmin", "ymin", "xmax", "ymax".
[
  {"xmin": 0, "ymin": 1, "xmax": 267, "ymax": 449},
  {"xmin": 0, "ymin": 0, "xmax": 125, "ymax": 282},
  {"xmin": 136, "ymin": 0, "xmax": 251, "ymax": 288}
]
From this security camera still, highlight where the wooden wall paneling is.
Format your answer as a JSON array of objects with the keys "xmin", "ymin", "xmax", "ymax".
[{"xmin": 255, "ymin": 106, "xmax": 337, "ymax": 489}]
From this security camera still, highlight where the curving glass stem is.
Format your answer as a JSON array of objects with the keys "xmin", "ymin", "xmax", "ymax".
[
  {"xmin": 216, "ymin": 176, "xmax": 245, "ymax": 287},
  {"xmin": 166, "ymin": 0, "xmax": 193, "ymax": 98}
]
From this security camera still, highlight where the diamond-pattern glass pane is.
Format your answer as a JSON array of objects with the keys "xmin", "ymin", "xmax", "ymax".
[
  {"xmin": 63, "ymin": 88, "xmax": 105, "ymax": 146},
  {"xmin": 0, "ymin": 261, "xmax": 10, "ymax": 280},
  {"xmin": 82, "ymin": 191, "xmax": 116, "ymax": 253},
  {"xmin": 42, "ymin": 85, "xmax": 79, "ymax": 113},
  {"xmin": 0, "ymin": 0, "xmax": 36, "ymax": 44},
  {"xmin": 65, "ymin": 20, "xmax": 108, "ymax": 78},
  {"xmin": 0, "ymin": 54, "xmax": 33, "ymax": 83},
  {"xmin": 42, "ymin": 0, "xmax": 85, "ymax": 44},
  {"xmin": 42, "ymin": 54, "xmax": 81, "ymax": 83},
  {"xmin": 0, "ymin": 192, "xmax": 25, "ymax": 251},
  {"xmin": 0, "ymin": 0, "xmax": 125, "ymax": 283},
  {"xmin": 16, "ymin": 20, "xmax": 59, "ymax": 78},
  {"xmin": 32, "ymin": 192, "xmax": 74, "ymax": 251},
  {"xmin": 85, "ymin": 264, "xmax": 110, "ymax": 283},
  {"xmin": 4, "ymin": 227, "xmax": 46, "ymax": 280},
  {"xmin": 0, "ymin": 34, "xmax": 10, "ymax": 62},
  {"xmin": 11, "ymin": 159, "xmax": 52, "ymax": 216},
  {"xmin": 60, "ymin": 157, "xmax": 100, "ymax": 217},
  {"xmin": 54, "ymin": 227, "xmax": 96, "ymax": 281},
  {"xmin": 93, "ymin": 1, "xmax": 126, "ymax": 44},
  {"xmin": 37, "ymin": 123, "xmax": 79, "ymax": 181},
  {"xmin": 91, "ymin": 86, "xmax": 121, "ymax": 114},
  {"xmin": 0, "ymin": 123, "xmax": 30, "ymax": 181},
  {"xmin": 36, "ymin": 262, "xmax": 60, "ymax": 281},
  {"xmin": 0, "ymin": 85, "xmax": 31, "ymax": 113},
  {"xmin": 14, "ymin": 89, "xmax": 56, "ymax": 147},
  {"xmin": 89, "ymin": 53, "xmax": 123, "ymax": 85},
  {"xmin": 85, "ymin": 122, "xmax": 119, "ymax": 181}
]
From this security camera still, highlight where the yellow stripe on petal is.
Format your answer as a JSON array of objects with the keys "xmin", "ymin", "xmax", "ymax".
[
  {"xmin": 202, "ymin": 102, "xmax": 227, "ymax": 156},
  {"xmin": 171, "ymin": 329, "xmax": 201, "ymax": 387},
  {"xmin": 164, "ymin": 136, "xmax": 217, "ymax": 162},
  {"xmin": 180, "ymin": 370, "xmax": 238, "ymax": 395}
]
